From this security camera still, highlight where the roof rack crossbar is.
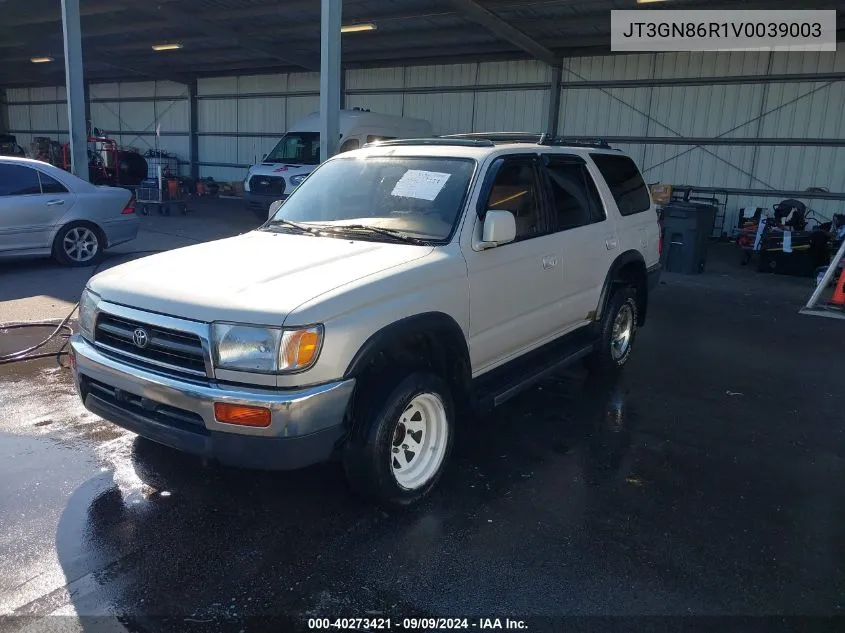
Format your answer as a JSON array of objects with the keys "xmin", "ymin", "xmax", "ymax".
[
  {"xmin": 363, "ymin": 138, "xmax": 495, "ymax": 148},
  {"xmin": 439, "ymin": 133, "xmax": 612, "ymax": 149}
]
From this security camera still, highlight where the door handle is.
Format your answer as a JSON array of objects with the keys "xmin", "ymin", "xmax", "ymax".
[
  {"xmin": 46, "ymin": 199, "xmax": 65, "ymax": 206},
  {"xmin": 542, "ymin": 255, "xmax": 558, "ymax": 270},
  {"xmin": 605, "ymin": 237, "xmax": 619, "ymax": 251}
]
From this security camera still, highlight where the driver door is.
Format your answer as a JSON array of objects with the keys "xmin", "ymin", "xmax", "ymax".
[{"xmin": 460, "ymin": 154, "xmax": 565, "ymax": 375}]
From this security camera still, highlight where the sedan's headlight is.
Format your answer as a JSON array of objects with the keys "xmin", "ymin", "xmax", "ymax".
[
  {"xmin": 289, "ymin": 174, "xmax": 307, "ymax": 186},
  {"xmin": 79, "ymin": 288, "xmax": 100, "ymax": 341},
  {"xmin": 211, "ymin": 323, "xmax": 323, "ymax": 373}
]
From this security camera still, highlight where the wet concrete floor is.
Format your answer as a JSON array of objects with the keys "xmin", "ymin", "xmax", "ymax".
[{"xmin": 1, "ymin": 247, "xmax": 844, "ymax": 632}]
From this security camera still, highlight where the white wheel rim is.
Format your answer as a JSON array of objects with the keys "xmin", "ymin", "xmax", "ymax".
[
  {"xmin": 611, "ymin": 303, "xmax": 634, "ymax": 360},
  {"xmin": 63, "ymin": 227, "xmax": 99, "ymax": 262},
  {"xmin": 390, "ymin": 392, "xmax": 449, "ymax": 491}
]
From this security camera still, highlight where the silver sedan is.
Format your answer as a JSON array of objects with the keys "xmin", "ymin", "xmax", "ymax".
[{"xmin": 0, "ymin": 156, "xmax": 139, "ymax": 266}]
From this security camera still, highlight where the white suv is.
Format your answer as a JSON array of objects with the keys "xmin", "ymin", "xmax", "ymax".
[{"xmin": 69, "ymin": 134, "xmax": 661, "ymax": 507}]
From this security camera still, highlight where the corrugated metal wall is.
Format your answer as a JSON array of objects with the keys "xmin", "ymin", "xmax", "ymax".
[
  {"xmin": 4, "ymin": 51, "xmax": 845, "ymax": 227},
  {"xmin": 5, "ymin": 81, "xmax": 189, "ymax": 174}
]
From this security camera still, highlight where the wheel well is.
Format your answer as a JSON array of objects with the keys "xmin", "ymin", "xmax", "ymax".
[
  {"xmin": 348, "ymin": 324, "xmax": 472, "ymax": 421},
  {"xmin": 614, "ymin": 261, "xmax": 648, "ymax": 325}
]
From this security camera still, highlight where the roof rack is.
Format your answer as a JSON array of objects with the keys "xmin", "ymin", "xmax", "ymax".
[
  {"xmin": 363, "ymin": 138, "xmax": 495, "ymax": 148},
  {"xmin": 440, "ymin": 132, "xmax": 613, "ymax": 150}
]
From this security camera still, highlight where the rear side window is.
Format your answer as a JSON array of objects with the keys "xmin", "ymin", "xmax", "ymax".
[
  {"xmin": 0, "ymin": 164, "xmax": 42, "ymax": 196},
  {"xmin": 38, "ymin": 172, "xmax": 68, "ymax": 194},
  {"xmin": 543, "ymin": 156, "xmax": 605, "ymax": 231},
  {"xmin": 590, "ymin": 154, "xmax": 651, "ymax": 216}
]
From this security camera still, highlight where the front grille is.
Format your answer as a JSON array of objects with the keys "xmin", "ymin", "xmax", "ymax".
[
  {"xmin": 94, "ymin": 312, "xmax": 207, "ymax": 377},
  {"xmin": 85, "ymin": 376, "xmax": 208, "ymax": 435},
  {"xmin": 249, "ymin": 175, "xmax": 286, "ymax": 196}
]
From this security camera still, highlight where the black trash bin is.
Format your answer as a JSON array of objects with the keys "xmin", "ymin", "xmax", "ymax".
[{"xmin": 660, "ymin": 201, "xmax": 718, "ymax": 274}]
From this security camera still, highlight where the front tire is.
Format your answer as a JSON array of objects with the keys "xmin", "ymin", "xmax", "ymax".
[
  {"xmin": 343, "ymin": 372, "xmax": 454, "ymax": 508},
  {"xmin": 53, "ymin": 222, "xmax": 104, "ymax": 267},
  {"xmin": 585, "ymin": 286, "xmax": 639, "ymax": 376}
]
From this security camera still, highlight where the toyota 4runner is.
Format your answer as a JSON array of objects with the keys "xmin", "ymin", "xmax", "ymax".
[{"xmin": 69, "ymin": 133, "xmax": 661, "ymax": 507}]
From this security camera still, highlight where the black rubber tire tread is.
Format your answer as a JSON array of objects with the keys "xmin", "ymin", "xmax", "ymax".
[
  {"xmin": 52, "ymin": 221, "xmax": 105, "ymax": 267},
  {"xmin": 343, "ymin": 371, "xmax": 454, "ymax": 508},
  {"xmin": 585, "ymin": 286, "xmax": 639, "ymax": 377}
]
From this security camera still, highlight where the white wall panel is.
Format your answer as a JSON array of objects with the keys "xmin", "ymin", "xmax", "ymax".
[
  {"xmin": 237, "ymin": 97, "xmax": 285, "ymax": 134},
  {"xmin": 288, "ymin": 72, "xmax": 320, "ymax": 92},
  {"xmin": 648, "ymin": 84, "xmax": 765, "ymax": 137},
  {"xmin": 155, "ymin": 100, "xmax": 190, "ymax": 133},
  {"xmin": 198, "ymin": 99, "xmax": 237, "ymax": 133},
  {"xmin": 563, "ymin": 54, "xmax": 654, "ymax": 82},
  {"xmin": 238, "ymin": 137, "xmax": 274, "ymax": 167},
  {"xmin": 642, "ymin": 145, "xmax": 757, "ymax": 190},
  {"xmin": 156, "ymin": 81, "xmax": 189, "ymax": 98},
  {"xmin": 559, "ymin": 87, "xmax": 651, "ymax": 136},
  {"xmin": 477, "ymin": 60, "xmax": 550, "ymax": 84},
  {"xmin": 286, "ymin": 95, "xmax": 319, "ymax": 126},
  {"xmin": 403, "ymin": 93, "xmax": 474, "ymax": 135},
  {"xmin": 405, "ymin": 64, "xmax": 476, "ymax": 88},
  {"xmin": 239, "ymin": 74, "xmax": 287, "ymax": 94},
  {"xmin": 198, "ymin": 77, "xmax": 238, "ymax": 95},
  {"xmin": 29, "ymin": 87, "xmax": 58, "ymax": 101},
  {"xmin": 6, "ymin": 89, "xmax": 30, "ymax": 103},
  {"xmin": 119, "ymin": 101, "xmax": 156, "ymax": 131},
  {"xmin": 473, "ymin": 90, "xmax": 548, "ymax": 132},
  {"xmin": 90, "ymin": 102, "xmax": 122, "ymax": 133},
  {"xmin": 56, "ymin": 103, "xmax": 68, "ymax": 132},
  {"xmin": 8, "ymin": 105, "xmax": 30, "ymax": 130},
  {"xmin": 90, "ymin": 83, "xmax": 119, "ymax": 99},
  {"xmin": 199, "ymin": 136, "xmax": 238, "ymax": 165},
  {"xmin": 29, "ymin": 104, "xmax": 60, "ymax": 131},
  {"xmin": 346, "ymin": 67, "xmax": 404, "ymax": 90},
  {"xmin": 346, "ymin": 94, "xmax": 403, "ymax": 116},
  {"xmin": 119, "ymin": 82, "xmax": 156, "ymax": 99}
]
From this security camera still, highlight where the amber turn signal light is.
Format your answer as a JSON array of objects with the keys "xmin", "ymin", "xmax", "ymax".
[{"xmin": 213, "ymin": 402, "xmax": 271, "ymax": 427}]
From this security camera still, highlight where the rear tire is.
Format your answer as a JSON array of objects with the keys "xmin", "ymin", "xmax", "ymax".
[
  {"xmin": 343, "ymin": 371, "xmax": 454, "ymax": 508},
  {"xmin": 53, "ymin": 222, "xmax": 105, "ymax": 267},
  {"xmin": 585, "ymin": 286, "xmax": 638, "ymax": 376}
]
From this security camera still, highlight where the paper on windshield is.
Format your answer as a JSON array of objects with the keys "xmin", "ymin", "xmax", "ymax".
[{"xmin": 391, "ymin": 170, "xmax": 451, "ymax": 201}]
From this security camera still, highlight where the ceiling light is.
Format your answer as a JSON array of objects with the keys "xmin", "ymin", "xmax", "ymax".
[
  {"xmin": 341, "ymin": 23, "xmax": 377, "ymax": 33},
  {"xmin": 636, "ymin": 0, "xmax": 668, "ymax": 3},
  {"xmin": 151, "ymin": 43, "xmax": 183, "ymax": 51},
  {"xmin": 30, "ymin": 57, "xmax": 53, "ymax": 63}
]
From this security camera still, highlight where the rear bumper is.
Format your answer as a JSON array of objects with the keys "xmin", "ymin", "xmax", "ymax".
[
  {"xmin": 69, "ymin": 335, "xmax": 355, "ymax": 470},
  {"xmin": 101, "ymin": 218, "xmax": 140, "ymax": 249},
  {"xmin": 244, "ymin": 192, "xmax": 288, "ymax": 216}
]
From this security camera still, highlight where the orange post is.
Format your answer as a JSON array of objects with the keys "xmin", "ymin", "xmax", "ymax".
[{"xmin": 831, "ymin": 266, "xmax": 845, "ymax": 306}]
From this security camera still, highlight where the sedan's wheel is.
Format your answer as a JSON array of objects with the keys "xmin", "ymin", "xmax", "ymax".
[
  {"xmin": 53, "ymin": 223, "xmax": 104, "ymax": 267},
  {"xmin": 390, "ymin": 393, "xmax": 449, "ymax": 491},
  {"xmin": 344, "ymin": 371, "xmax": 454, "ymax": 507}
]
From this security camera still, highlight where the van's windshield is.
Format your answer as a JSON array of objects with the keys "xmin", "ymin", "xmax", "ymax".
[
  {"xmin": 265, "ymin": 132, "xmax": 320, "ymax": 165},
  {"xmin": 266, "ymin": 156, "xmax": 476, "ymax": 243}
]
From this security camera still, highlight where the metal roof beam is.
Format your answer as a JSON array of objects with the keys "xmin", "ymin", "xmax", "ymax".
[
  {"xmin": 124, "ymin": 3, "xmax": 319, "ymax": 72},
  {"xmin": 446, "ymin": 0, "xmax": 559, "ymax": 66}
]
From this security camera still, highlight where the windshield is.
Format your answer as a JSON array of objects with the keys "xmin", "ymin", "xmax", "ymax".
[
  {"xmin": 268, "ymin": 156, "xmax": 476, "ymax": 242},
  {"xmin": 265, "ymin": 132, "xmax": 320, "ymax": 165}
]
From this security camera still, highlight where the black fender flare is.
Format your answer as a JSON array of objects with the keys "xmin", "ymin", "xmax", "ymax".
[
  {"xmin": 594, "ymin": 250, "xmax": 648, "ymax": 326},
  {"xmin": 343, "ymin": 311, "xmax": 470, "ymax": 380}
]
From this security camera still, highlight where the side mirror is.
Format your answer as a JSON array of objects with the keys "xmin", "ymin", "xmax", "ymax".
[{"xmin": 480, "ymin": 210, "xmax": 516, "ymax": 248}]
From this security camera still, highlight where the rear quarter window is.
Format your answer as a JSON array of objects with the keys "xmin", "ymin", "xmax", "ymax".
[{"xmin": 590, "ymin": 153, "xmax": 651, "ymax": 217}]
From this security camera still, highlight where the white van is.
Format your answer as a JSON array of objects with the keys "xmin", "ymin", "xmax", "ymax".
[{"xmin": 243, "ymin": 108, "xmax": 433, "ymax": 217}]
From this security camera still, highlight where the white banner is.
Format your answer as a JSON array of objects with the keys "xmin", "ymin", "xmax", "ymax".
[{"xmin": 611, "ymin": 10, "xmax": 836, "ymax": 52}]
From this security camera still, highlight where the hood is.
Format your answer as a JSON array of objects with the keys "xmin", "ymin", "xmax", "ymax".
[
  {"xmin": 248, "ymin": 163, "xmax": 315, "ymax": 177},
  {"xmin": 89, "ymin": 231, "xmax": 433, "ymax": 324}
]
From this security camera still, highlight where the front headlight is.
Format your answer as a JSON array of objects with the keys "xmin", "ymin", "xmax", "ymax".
[
  {"xmin": 243, "ymin": 176, "xmax": 251, "ymax": 192},
  {"xmin": 79, "ymin": 288, "xmax": 100, "ymax": 341},
  {"xmin": 290, "ymin": 174, "xmax": 307, "ymax": 186},
  {"xmin": 211, "ymin": 323, "xmax": 323, "ymax": 374}
]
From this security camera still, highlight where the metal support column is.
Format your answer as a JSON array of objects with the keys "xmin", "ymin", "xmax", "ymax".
[
  {"xmin": 319, "ymin": 0, "xmax": 342, "ymax": 162},
  {"xmin": 189, "ymin": 80, "xmax": 199, "ymax": 181},
  {"xmin": 60, "ymin": 0, "xmax": 89, "ymax": 181},
  {"xmin": 546, "ymin": 65, "xmax": 562, "ymax": 137}
]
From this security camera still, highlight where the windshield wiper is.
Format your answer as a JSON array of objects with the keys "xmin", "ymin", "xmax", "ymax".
[
  {"xmin": 264, "ymin": 219, "xmax": 320, "ymax": 236},
  {"xmin": 320, "ymin": 224, "xmax": 432, "ymax": 245}
]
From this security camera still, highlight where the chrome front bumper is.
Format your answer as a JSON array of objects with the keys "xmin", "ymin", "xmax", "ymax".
[{"xmin": 69, "ymin": 335, "xmax": 355, "ymax": 470}]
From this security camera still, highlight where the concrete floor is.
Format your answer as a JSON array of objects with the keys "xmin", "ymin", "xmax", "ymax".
[{"xmin": 0, "ymin": 206, "xmax": 844, "ymax": 631}]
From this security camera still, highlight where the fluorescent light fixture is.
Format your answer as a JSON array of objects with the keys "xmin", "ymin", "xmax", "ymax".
[
  {"xmin": 636, "ymin": 0, "xmax": 668, "ymax": 3},
  {"xmin": 30, "ymin": 56, "xmax": 53, "ymax": 63},
  {"xmin": 340, "ymin": 22, "xmax": 377, "ymax": 33},
  {"xmin": 151, "ymin": 43, "xmax": 183, "ymax": 51}
]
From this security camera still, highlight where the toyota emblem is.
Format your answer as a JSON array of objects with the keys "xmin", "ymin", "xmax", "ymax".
[{"xmin": 132, "ymin": 327, "xmax": 150, "ymax": 349}]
